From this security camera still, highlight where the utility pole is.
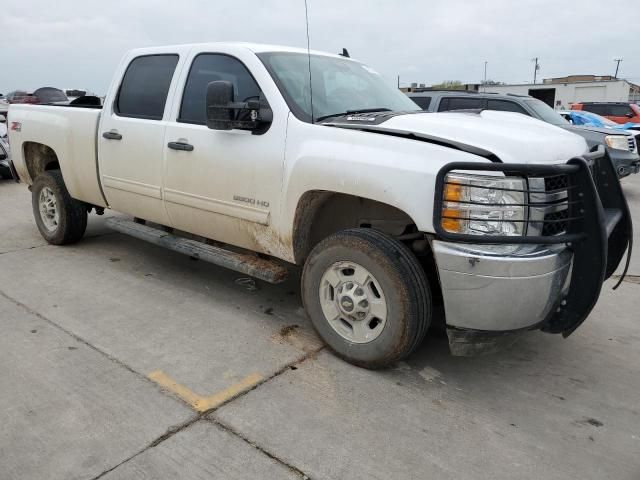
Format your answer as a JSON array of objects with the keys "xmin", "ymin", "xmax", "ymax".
[
  {"xmin": 532, "ymin": 57, "xmax": 540, "ymax": 84},
  {"xmin": 614, "ymin": 58, "xmax": 622, "ymax": 78},
  {"xmin": 483, "ymin": 61, "xmax": 488, "ymax": 92}
]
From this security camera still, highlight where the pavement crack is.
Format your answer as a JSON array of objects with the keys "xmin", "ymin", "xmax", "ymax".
[
  {"xmin": 611, "ymin": 274, "xmax": 640, "ymax": 285},
  {"xmin": 208, "ymin": 417, "xmax": 311, "ymax": 479},
  {"xmin": 89, "ymin": 416, "xmax": 202, "ymax": 480},
  {"xmin": 0, "ymin": 289, "xmax": 173, "ymax": 396},
  {"xmin": 198, "ymin": 346, "xmax": 324, "ymax": 415}
]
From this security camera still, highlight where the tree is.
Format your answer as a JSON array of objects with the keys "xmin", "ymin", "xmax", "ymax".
[
  {"xmin": 481, "ymin": 79, "xmax": 505, "ymax": 86},
  {"xmin": 431, "ymin": 80, "xmax": 465, "ymax": 90}
]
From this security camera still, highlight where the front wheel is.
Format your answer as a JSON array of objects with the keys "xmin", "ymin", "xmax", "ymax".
[
  {"xmin": 302, "ymin": 228, "xmax": 432, "ymax": 369},
  {"xmin": 32, "ymin": 170, "xmax": 87, "ymax": 245}
]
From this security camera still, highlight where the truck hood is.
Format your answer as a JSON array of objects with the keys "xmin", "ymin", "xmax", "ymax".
[{"xmin": 330, "ymin": 110, "xmax": 589, "ymax": 164}]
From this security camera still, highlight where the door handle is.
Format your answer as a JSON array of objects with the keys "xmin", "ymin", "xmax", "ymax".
[
  {"xmin": 102, "ymin": 131, "xmax": 122, "ymax": 140},
  {"xmin": 167, "ymin": 141, "xmax": 194, "ymax": 152}
]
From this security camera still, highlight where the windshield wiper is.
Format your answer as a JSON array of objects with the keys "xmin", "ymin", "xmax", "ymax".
[{"xmin": 315, "ymin": 108, "xmax": 392, "ymax": 123}]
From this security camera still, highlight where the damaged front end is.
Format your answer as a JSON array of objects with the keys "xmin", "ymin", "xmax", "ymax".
[{"xmin": 431, "ymin": 147, "xmax": 632, "ymax": 356}]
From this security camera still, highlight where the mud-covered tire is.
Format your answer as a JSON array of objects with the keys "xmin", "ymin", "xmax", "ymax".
[
  {"xmin": 32, "ymin": 170, "xmax": 87, "ymax": 245},
  {"xmin": 302, "ymin": 228, "xmax": 431, "ymax": 369}
]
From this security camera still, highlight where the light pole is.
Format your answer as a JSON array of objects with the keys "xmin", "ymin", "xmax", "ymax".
[
  {"xmin": 483, "ymin": 61, "xmax": 488, "ymax": 92},
  {"xmin": 614, "ymin": 58, "xmax": 622, "ymax": 78},
  {"xmin": 532, "ymin": 57, "xmax": 540, "ymax": 84}
]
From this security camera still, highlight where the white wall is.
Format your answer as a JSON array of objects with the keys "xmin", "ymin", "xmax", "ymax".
[{"xmin": 483, "ymin": 80, "xmax": 632, "ymax": 107}]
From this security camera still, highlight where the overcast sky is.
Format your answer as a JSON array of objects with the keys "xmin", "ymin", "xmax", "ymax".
[{"xmin": 2, "ymin": 0, "xmax": 638, "ymax": 94}]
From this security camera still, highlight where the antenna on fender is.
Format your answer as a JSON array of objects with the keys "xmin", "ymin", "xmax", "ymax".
[
  {"xmin": 339, "ymin": 48, "xmax": 350, "ymax": 58},
  {"xmin": 303, "ymin": 0, "xmax": 315, "ymax": 123}
]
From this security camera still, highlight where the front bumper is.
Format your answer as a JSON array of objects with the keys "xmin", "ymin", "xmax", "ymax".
[
  {"xmin": 609, "ymin": 148, "xmax": 640, "ymax": 178},
  {"xmin": 431, "ymin": 149, "xmax": 632, "ymax": 355},
  {"xmin": 433, "ymin": 242, "xmax": 572, "ymax": 332}
]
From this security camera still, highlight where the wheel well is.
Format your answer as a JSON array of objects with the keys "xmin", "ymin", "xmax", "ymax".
[
  {"xmin": 23, "ymin": 142, "xmax": 60, "ymax": 182},
  {"xmin": 292, "ymin": 191, "xmax": 418, "ymax": 264}
]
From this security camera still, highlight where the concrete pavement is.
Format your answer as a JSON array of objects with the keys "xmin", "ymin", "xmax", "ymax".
[{"xmin": 1, "ymin": 174, "xmax": 639, "ymax": 479}]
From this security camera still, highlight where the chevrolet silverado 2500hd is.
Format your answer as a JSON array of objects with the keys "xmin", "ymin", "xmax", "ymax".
[{"xmin": 7, "ymin": 43, "xmax": 632, "ymax": 368}]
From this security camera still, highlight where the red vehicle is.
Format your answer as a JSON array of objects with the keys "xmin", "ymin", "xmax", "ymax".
[{"xmin": 571, "ymin": 102, "xmax": 640, "ymax": 124}]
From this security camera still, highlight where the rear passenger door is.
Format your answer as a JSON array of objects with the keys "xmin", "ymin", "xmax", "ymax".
[
  {"xmin": 99, "ymin": 52, "xmax": 184, "ymax": 225},
  {"xmin": 606, "ymin": 104, "xmax": 636, "ymax": 124}
]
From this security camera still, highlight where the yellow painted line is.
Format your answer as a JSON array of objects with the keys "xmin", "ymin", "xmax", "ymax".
[{"xmin": 148, "ymin": 370, "xmax": 263, "ymax": 412}]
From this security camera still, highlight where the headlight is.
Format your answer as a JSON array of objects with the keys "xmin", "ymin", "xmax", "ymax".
[
  {"xmin": 604, "ymin": 135, "xmax": 631, "ymax": 151},
  {"xmin": 441, "ymin": 173, "xmax": 526, "ymax": 236}
]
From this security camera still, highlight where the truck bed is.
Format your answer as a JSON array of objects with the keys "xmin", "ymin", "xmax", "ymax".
[{"xmin": 8, "ymin": 104, "xmax": 107, "ymax": 208}]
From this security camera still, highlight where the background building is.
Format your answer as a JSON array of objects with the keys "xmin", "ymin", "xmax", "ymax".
[{"xmin": 482, "ymin": 76, "xmax": 640, "ymax": 108}]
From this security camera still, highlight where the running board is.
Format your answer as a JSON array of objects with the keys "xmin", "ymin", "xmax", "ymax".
[{"xmin": 105, "ymin": 217, "xmax": 288, "ymax": 284}]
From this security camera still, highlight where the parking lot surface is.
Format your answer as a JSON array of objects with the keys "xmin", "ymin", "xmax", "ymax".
[{"xmin": 1, "ymin": 175, "xmax": 639, "ymax": 480}]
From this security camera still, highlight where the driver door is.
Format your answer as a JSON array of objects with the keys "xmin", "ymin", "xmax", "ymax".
[{"xmin": 162, "ymin": 52, "xmax": 286, "ymax": 255}]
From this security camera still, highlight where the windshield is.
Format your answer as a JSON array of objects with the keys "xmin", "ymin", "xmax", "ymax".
[
  {"xmin": 258, "ymin": 52, "xmax": 419, "ymax": 122},
  {"xmin": 524, "ymin": 99, "xmax": 568, "ymax": 126}
]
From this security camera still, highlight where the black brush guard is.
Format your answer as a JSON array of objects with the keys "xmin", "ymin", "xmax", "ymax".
[{"xmin": 433, "ymin": 148, "xmax": 632, "ymax": 337}]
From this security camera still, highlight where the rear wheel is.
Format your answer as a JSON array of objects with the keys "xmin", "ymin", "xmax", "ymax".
[
  {"xmin": 302, "ymin": 228, "xmax": 431, "ymax": 369},
  {"xmin": 32, "ymin": 170, "xmax": 87, "ymax": 245}
]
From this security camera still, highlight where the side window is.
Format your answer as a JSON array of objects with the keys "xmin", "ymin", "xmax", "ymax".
[
  {"xmin": 486, "ymin": 99, "xmax": 528, "ymax": 115},
  {"xmin": 116, "ymin": 55, "xmax": 179, "ymax": 120},
  {"xmin": 609, "ymin": 104, "xmax": 633, "ymax": 116},
  {"xmin": 179, "ymin": 54, "xmax": 262, "ymax": 125},
  {"xmin": 583, "ymin": 104, "xmax": 606, "ymax": 115},
  {"xmin": 411, "ymin": 96, "xmax": 431, "ymax": 110},
  {"xmin": 438, "ymin": 97, "xmax": 483, "ymax": 111}
]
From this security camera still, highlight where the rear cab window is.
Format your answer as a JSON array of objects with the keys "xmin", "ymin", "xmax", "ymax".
[{"xmin": 116, "ymin": 55, "xmax": 179, "ymax": 120}]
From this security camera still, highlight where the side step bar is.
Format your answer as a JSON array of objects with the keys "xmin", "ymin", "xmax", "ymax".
[{"xmin": 105, "ymin": 217, "xmax": 288, "ymax": 284}]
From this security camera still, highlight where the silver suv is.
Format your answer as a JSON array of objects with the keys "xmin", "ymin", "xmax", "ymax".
[{"xmin": 408, "ymin": 91, "xmax": 640, "ymax": 177}]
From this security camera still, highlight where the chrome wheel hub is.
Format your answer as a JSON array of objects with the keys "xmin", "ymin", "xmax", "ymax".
[
  {"xmin": 319, "ymin": 261, "xmax": 387, "ymax": 344},
  {"xmin": 38, "ymin": 187, "xmax": 59, "ymax": 232}
]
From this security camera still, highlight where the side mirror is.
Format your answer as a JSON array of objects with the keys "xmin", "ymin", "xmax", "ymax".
[
  {"xmin": 206, "ymin": 81, "xmax": 234, "ymax": 130},
  {"xmin": 626, "ymin": 113, "xmax": 634, "ymax": 118},
  {"xmin": 0, "ymin": 115, "xmax": 6, "ymax": 124},
  {"xmin": 206, "ymin": 80, "xmax": 272, "ymax": 132}
]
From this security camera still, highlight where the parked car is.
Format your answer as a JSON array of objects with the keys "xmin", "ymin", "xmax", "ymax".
[
  {"xmin": 560, "ymin": 109, "xmax": 640, "ymax": 133},
  {"xmin": 63, "ymin": 88, "xmax": 97, "ymax": 102},
  {"xmin": 571, "ymin": 102, "xmax": 640, "ymax": 124},
  {"xmin": 0, "ymin": 93, "xmax": 8, "ymax": 116},
  {"xmin": 408, "ymin": 91, "xmax": 640, "ymax": 177},
  {"xmin": 0, "ymin": 117, "xmax": 11, "ymax": 179},
  {"xmin": 7, "ymin": 43, "xmax": 631, "ymax": 368},
  {"xmin": 4, "ymin": 90, "xmax": 38, "ymax": 104},
  {"xmin": 4, "ymin": 88, "xmax": 69, "ymax": 105}
]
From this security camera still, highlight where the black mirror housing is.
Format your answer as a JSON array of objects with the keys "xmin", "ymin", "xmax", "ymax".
[
  {"xmin": 206, "ymin": 81, "xmax": 235, "ymax": 130},
  {"xmin": 205, "ymin": 81, "xmax": 272, "ymax": 132}
]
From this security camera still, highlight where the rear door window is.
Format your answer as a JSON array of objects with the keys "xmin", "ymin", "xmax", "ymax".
[
  {"xmin": 116, "ymin": 55, "xmax": 179, "ymax": 120},
  {"xmin": 410, "ymin": 96, "xmax": 431, "ymax": 110},
  {"xmin": 486, "ymin": 99, "xmax": 528, "ymax": 115},
  {"xmin": 438, "ymin": 97, "xmax": 483, "ymax": 111},
  {"xmin": 179, "ymin": 54, "xmax": 262, "ymax": 125}
]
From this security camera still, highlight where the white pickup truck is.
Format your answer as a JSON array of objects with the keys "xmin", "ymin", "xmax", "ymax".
[{"xmin": 7, "ymin": 43, "xmax": 632, "ymax": 368}]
